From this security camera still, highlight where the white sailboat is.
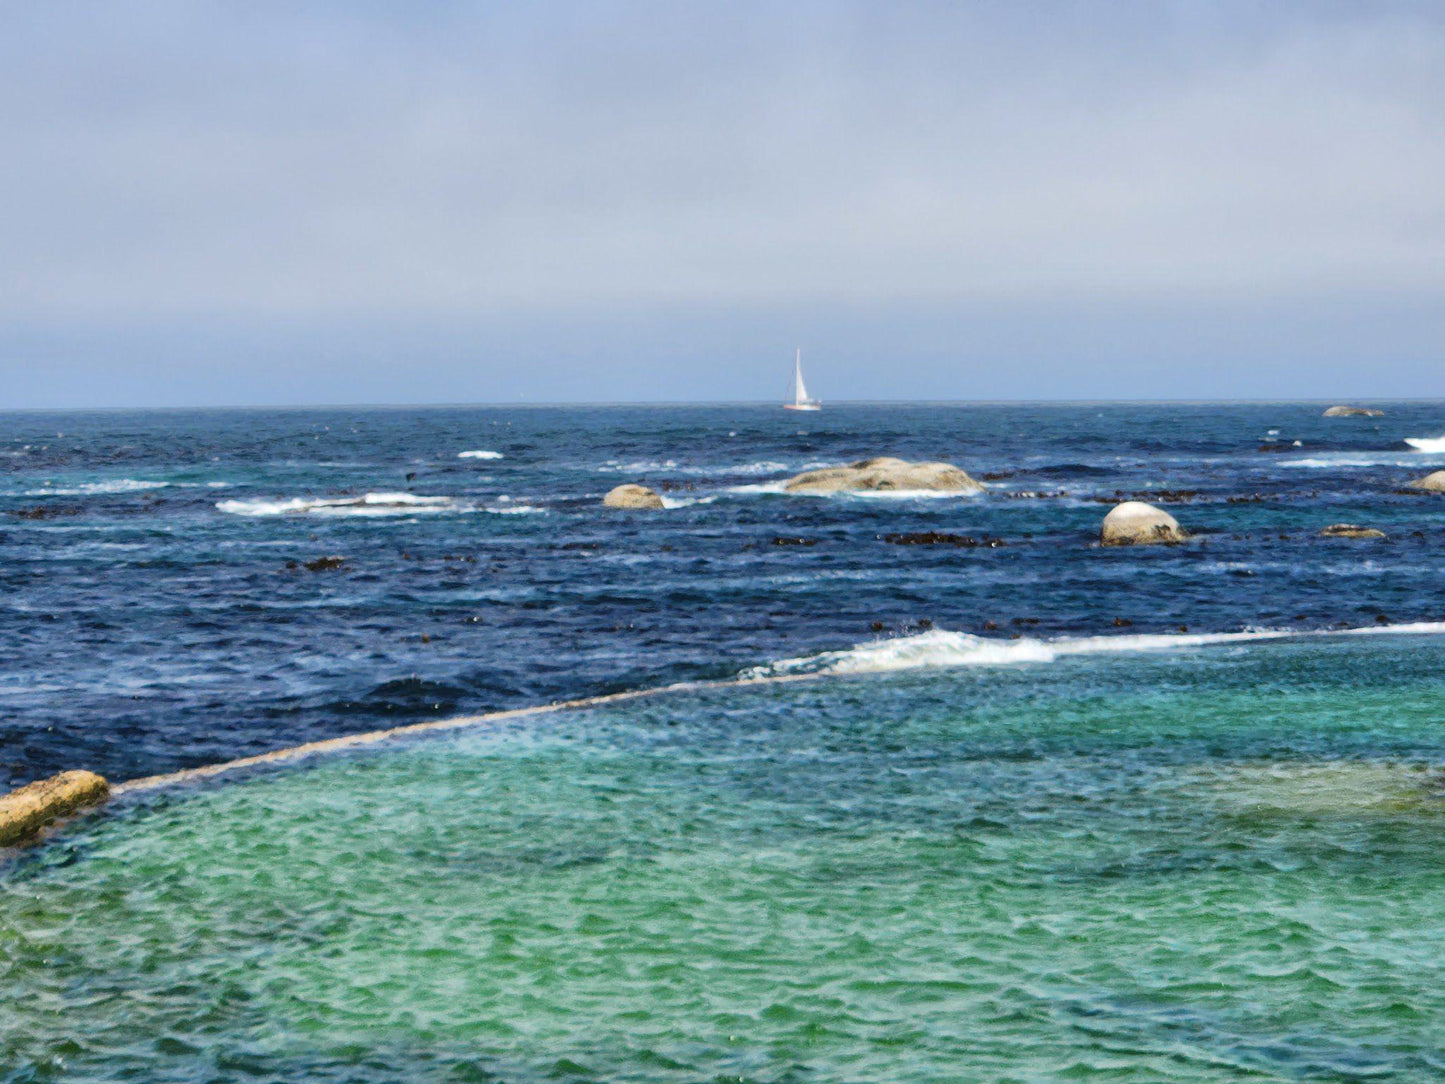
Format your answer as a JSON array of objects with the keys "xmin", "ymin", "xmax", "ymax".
[{"xmin": 783, "ymin": 348, "xmax": 821, "ymax": 411}]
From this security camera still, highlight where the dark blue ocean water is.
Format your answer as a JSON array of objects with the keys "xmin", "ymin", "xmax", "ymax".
[{"xmin": 4, "ymin": 402, "xmax": 1445, "ymax": 791}]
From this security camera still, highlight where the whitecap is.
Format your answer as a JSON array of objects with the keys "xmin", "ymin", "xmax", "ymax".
[
  {"xmin": 740, "ymin": 622, "xmax": 1445, "ymax": 680},
  {"xmin": 458, "ymin": 450, "xmax": 504, "ymax": 460},
  {"xmin": 1404, "ymin": 436, "xmax": 1445, "ymax": 453},
  {"xmin": 24, "ymin": 479, "xmax": 169, "ymax": 496},
  {"xmin": 217, "ymin": 492, "xmax": 471, "ymax": 517},
  {"xmin": 659, "ymin": 495, "xmax": 718, "ymax": 509}
]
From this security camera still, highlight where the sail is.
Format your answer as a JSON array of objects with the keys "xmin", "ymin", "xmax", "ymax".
[{"xmin": 793, "ymin": 351, "xmax": 809, "ymax": 405}]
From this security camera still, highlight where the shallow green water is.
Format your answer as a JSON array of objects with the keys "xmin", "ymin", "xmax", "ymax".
[{"xmin": 7, "ymin": 636, "xmax": 1445, "ymax": 1082}]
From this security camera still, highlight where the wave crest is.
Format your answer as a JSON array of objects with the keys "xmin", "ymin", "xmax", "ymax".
[
  {"xmin": 741, "ymin": 622, "xmax": 1445, "ymax": 679},
  {"xmin": 217, "ymin": 492, "xmax": 470, "ymax": 517}
]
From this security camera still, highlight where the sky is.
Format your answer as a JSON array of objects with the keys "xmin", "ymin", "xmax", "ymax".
[{"xmin": 2, "ymin": 0, "xmax": 1444, "ymax": 407}]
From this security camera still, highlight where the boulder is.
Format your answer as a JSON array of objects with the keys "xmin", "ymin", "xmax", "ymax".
[
  {"xmin": 1320, "ymin": 524, "xmax": 1386, "ymax": 539},
  {"xmin": 0, "ymin": 770, "xmax": 109, "ymax": 846},
  {"xmin": 782, "ymin": 457, "xmax": 984, "ymax": 495},
  {"xmin": 1323, "ymin": 406, "xmax": 1385, "ymax": 417},
  {"xmin": 603, "ymin": 483, "xmax": 665, "ymax": 509},
  {"xmin": 1100, "ymin": 501, "xmax": 1187, "ymax": 546},
  {"xmin": 1407, "ymin": 471, "xmax": 1445, "ymax": 493}
]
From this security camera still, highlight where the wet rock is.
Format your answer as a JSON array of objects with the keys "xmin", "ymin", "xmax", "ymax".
[
  {"xmin": 771, "ymin": 536, "xmax": 818, "ymax": 547},
  {"xmin": 1257, "ymin": 443, "xmax": 1294, "ymax": 453},
  {"xmin": 303, "ymin": 555, "xmax": 347, "ymax": 571},
  {"xmin": 0, "ymin": 770, "xmax": 109, "ymax": 846},
  {"xmin": 1320, "ymin": 524, "xmax": 1386, "ymax": 540},
  {"xmin": 783, "ymin": 457, "xmax": 984, "ymax": 495},
  {"xmin": 7, "ymin": 506, "xmax": 78, "ymax": 520},
  {"xmin": 881, "ymin": 531, "xmax": 1005, "ymax": 547},
  {"xmin": 1100, "ymin": 501, "xmax": 1187, "ymax": 546},
  {"xmin": 1112, "ymin": 617, "xmax": 1133, "ymax": 627},
  {"xmin": 1406, "ymin": 471, "xmax": 1445, "ymax": 493},
  {"xmin": 603, "ymin": 484, "xmax": 665, "ymax": 509},
  {"xmin": 1323, "ymin": 405, "xmax": 1384, "ymax": 417}
]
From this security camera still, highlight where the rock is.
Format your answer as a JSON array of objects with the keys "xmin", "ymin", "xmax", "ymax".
[
  {"xmin": 0, "ymin": 770, "xmax": 109, "ymax": 846},
  {"xmin": 1407, "ymin": 471, "xmax": 1445, "ymax": 492},
  {"xmin": 603, "ymin": 483, "xmax": 665, "ymax": 509},
  {"xmin": 881, "ymin": 531, "xmax": 1005, "ymax": 547},
  {"xmin": 1323, "ymin": 405, "xmax": 1384, "ymax": 417},
  {"xmin": 770, "ymin": 536, "xmax": 818, "ymax": 546},
  {"xmin": 303, "ymin": 555, "xmax": 347, "ymax": 571},
  {"xmin": 1320, "ymin": 524, "xmax": 1386, "ymax": 539},
  {"xmin": 1100, "ymin": 501, "xmax": 1187, "ymax": 546},
  {"xmin": 782, "ymin": 456, "xmax": 983, "ymax": 495}
]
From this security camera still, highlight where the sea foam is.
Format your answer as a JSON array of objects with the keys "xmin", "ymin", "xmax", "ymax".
[
  {"xmin": 1404, "ymin": 436, "xmax": 1445, "ymax": 453},
  {"xmin": 217, "ymin": 492, "xmax": 470, "ymax": 517},
  {"xmin": 24, "ymin": 479, "xmax": 170, "ymax": 497},
  {"xmin": 458, "ymin": 450, "xmax": 504, "ymax": 460},
  {"xmin": 741, "ymin": 622, "xmax": 1445, "ymax": 680}
]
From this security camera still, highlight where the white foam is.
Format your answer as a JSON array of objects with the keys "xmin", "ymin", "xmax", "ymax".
[
  {"xmin": 659, "ymin": 495, "xmax": 719, "ymax": 509},
  {"xmin": 24, "ymin": 479, "xmax": 169, "ymax": 496},
  {"xmin": 741, "ymin": 622, "xmax": 1445, "ymax": 680},
  {"xmin": 599, "ymin": 459, "xmax": 789, "ymax": 477},
  {"xmin": 458, "ymin": 450, "xmax": 504, "ymax": 460},
  {"xmin": 485, "ymin": 503, "xmax": 546, "ymax": 515},
  {"xmin": 1405, "ymin": 437, "xmax": 1445, "ymax": 453},
  {"xmin": 1280, "ymin": 453, "xmax": 1436, "ymax": 468},
  {"xmin": 217, "ymin": 492, "xmax": 470, "ymax": 517}
]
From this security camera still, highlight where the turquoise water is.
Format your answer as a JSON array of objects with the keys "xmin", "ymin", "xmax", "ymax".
[{"xmin": 6, "ymin": 634, "xmax": 1445, "ymax": 1081}]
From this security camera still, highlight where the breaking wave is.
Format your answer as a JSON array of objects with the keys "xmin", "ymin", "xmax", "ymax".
[
  {"xmin": 1404, "ymin": 437, "xmax": 1445, "ymax": 453},
  {"xmin": 740, "ymin": 622, "xmax": 1445, "ymax": 680},
  {"xmin": 23, "ymin": 479, "xmax": 171, "ymax": 496},
  {"xmin": 217, "ymin": 492, "xmax": 472, "ymax": 518},
  {"xmin": 458, "ymin": 450, "xmax": 504, "ymax": 460}
]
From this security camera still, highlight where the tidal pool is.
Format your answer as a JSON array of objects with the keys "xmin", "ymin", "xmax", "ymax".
[{"xmin": 6, "ymin": 635, "xmax": 1445, "ymax": 1082}]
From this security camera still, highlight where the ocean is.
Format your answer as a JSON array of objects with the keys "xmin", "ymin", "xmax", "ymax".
[{"xmin": 5, "ymin": 402, "xmax": 1445, "ymax": 1080}]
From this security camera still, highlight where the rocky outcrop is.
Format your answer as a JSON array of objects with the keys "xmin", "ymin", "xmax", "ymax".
[
  {"xmin": 782, "ymin": 457, "xmax": 983, "ymax": 495},
  {"xmin": 1407, "ymin": 471, "xmax": 1445, "ymax": 492},
  {"xmin": 1323, "ymin": 406, "xmax": 1384, "ymax": 417},
  {"xmin": 0, "ymin": 770, "xmax": 109, "ymax": 846},
  {"xmin": 1100, "ymin": 501, "xmax": 1187, "ymax": 546},
  {"xmin": 603, "ymin": 484, "xmax": 665, "ymax": 509},
  {"xmin": 1320, "ymin": 524, "xmax": 1386, "ymax": 539}
]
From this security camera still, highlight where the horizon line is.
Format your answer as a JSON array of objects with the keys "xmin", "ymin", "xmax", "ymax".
[{"xmin": 0, "ymin": 396, "xmax": 1427, "ymax": 414}]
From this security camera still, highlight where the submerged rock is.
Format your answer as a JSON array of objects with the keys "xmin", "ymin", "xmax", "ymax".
[
  {"xmin": 783, "ymin": 457, "xmax": 983, "ymax": 495},
  {"xmin": 1323, "ymin": 405, "xmax": 1385, "ymax": 417},
  {"xmin": 0, "ymin": 770, "xmax": 109, "ymax": 846},
  {"xmin": 1320, "ymin": 524, "xmax": 1386, "ymax": 539},
  {"xmin": 603, "ymin": 484, "xmax": 665, "ymax": 509},
  {"xmin": 1407, "ymin": 471, "xmax": 1445, "ymax": 493},
  {"xmin": 1100, "ymin": 501, "xmax": 1187, "ymax": 547}
]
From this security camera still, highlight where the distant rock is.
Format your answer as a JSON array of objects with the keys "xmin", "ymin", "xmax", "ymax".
[
  {"xmin": 603, "ymin": 484, "xmax": 665, "ymax": 509},
  {"xmin": 303, "ymin": 555, "xmax": 347, "ymax": 571},
  {"xmin": 1320, "ymin": 524, "xmax": 1386, "ymax": 539},
  {"xmin": 1407, "ymin": 471, "xmax": 1445, "ymax": 493},
  {"xmin": 1100, "ymin": 501, "xmax": 1187, "ymax": 547},
  {"xmin": 0, "ymin": 770, "xmax": 109, "ymax": 846},
  {"xmin": 882, "ymin": 531, "xmax": 1005, "ymax": 547},
  {"xmin": 1323, "ymin": 405, "xmax": 1385, "ymax": 417},
  {"xmin": 783, "ymin": 457, "xmax": 983, "ymax": 495}
]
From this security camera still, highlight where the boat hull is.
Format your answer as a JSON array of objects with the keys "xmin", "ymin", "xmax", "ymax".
[{"xmin": 783, "ymin": 403, "xmax": 821, "ymax": 411}]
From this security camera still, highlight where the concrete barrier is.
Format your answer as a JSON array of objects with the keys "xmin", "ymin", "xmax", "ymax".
[{"xmin": 0, "ymin": 770, "xmax": 110, "ymax": 846}]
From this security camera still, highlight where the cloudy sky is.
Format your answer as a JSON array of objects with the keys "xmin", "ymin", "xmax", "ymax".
[{"xmin": 3, "ymin": 1, "xmax": 1444, "ymax": 406}]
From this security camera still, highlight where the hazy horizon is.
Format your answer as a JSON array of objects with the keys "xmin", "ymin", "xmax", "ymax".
[{"xmin": 4, "ymin": 1, "xmax": 1443, "ymax": 408}]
